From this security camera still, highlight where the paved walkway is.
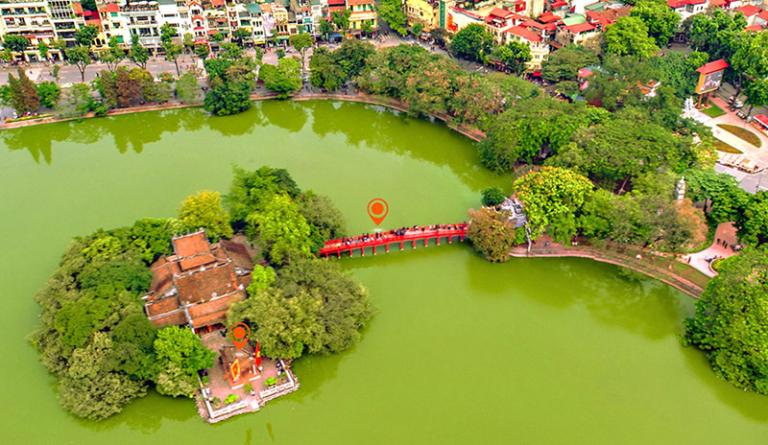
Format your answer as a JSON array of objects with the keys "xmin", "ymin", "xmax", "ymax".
[{"xmin": 682, "ymin": 223, "xmax": 738, "ymax": 278}]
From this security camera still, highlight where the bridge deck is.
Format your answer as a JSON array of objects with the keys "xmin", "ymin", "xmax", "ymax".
[{"xmin": 318, "ymin": 224, "xmax": 468, "ymax": 257}]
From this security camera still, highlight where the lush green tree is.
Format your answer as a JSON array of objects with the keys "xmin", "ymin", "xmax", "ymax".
[
  {"xmin": 630, "ymin": 0, "xmax": 680, "ymax": 46},
  {"xmin": 65, "ymin": 45, "xmax": 92, "ymax": 82},
  {"xmin": 378, "ymin": 0, "xmax": 408, "ymax": 36},
  {"xmin": 489, "ymin": 41, "xmax": 531, "ymax": 75},
  {"xmin": 289, "ymin": 32, "xmax": 313, "ymax": 74},
  {"xmin": 685, "ymin": 9, "xmax": 746, "ymax": 62},
  {"xmin": 37, "ymin": 42, "xmax": 49, "ymax": 61},
  {"xmin": 481, "ymin": 187, "xmax": 506, "ymax": 206},
  {"xmin": 467, "ymin": 206, "xmax": 519, "ymax": 262},
  {"xmin": 163, "ymin": 40, "xmax": 184, "ymax": 76},
  {"xmin": 737, "ymin": 192, "xmax": 768, "ymax": 247},
  {"xmin": 226, "ymin": 166, "xmax": 301, "ymax": 224},
  {"xmin": 319, "ymin": 19, "xmax": 334, "ymax": 41},
  {"xmin": 744, "ymin": 78, "xmax": 768, "ymax": 116},
  {"xmin": 153, "ymin": 326, "xmax": 215, "ymax": 397},
  {"xmin": 129, "ymin": 35, "xmax": 150, "ymax": 69},
  {"xmin": 514, "ymin": 166, "xmax": 594, "ymax": 242},
  {"xmin": 36, "ymin": 81, "xmax": 61, "ymax": 109},
  {"xmin": 3, "ymin": 35, "xmax": 30, "ymax": 53},
  {"xmin": 247, "ymin": 193, "xmax": 312, "ymax": 264},
  {"xmin": 56, "ymin": 83, "xmax": 95, "ymax": 118},
  {"xmin": 297, "ymin": 191, "xmax": 346, "ymax": 252},
  {"xmin": 75, "ymin": 24, "xmax": 99, "ymax": 47},
  {"xmin": 194, "ymin": 43, "xmax": 210, "ymax": 60},
  {"xmin": 99, "ymin": 36, "xmax": 125, "ymax": 71},
  {"xmin": 331, "ymin": 9, "xmax": 350, "ymax": 33},
  {"xmin": 229, "ymin": 286, "xmax": 323, "ymax": 359},
  {"xmin": 231, "ymin": 28, "xmax": 250, "ymax": 47},
  {"xmin": 685, "ymin": 248, "xmax": 768, "ymax": 394},
  {"xmin": 603, "ymin": 16, "xmax": 659, "ymax": 58},
  {"xmin": 160, "ymin": 23, "xmax": 176, "ymax": 46},
  {"xmin": 450, "ymin": 24, "xmax": 494, "ymax": 63},
  {"xmin": 249, "ymin": 264, "xmax": 277, "ymax": 292},
  {"xmin": 309, "ymin": 47, "xmax": 347, "ymax": 91},
  {"xmin": 204, "ymin": 77, "xmax": 252, "ymax": 116},
  {"xmin": 178, "ymin": 190, "xmax": 233, "ymax": 241},
  {"xmin": 648, "ymin": 51, "xmax": 708, "ymax": 99},
  {"xmin": 685, "ymin": 168, "xmax": 748, "ymax": 224},
  {"xmin": 259, "ymin": 57, "xmax": 302, "ymax": 99},
  {"xmin": 541, "ymin": 45, "xmax": 600, "ymax": 82},
  {"xmin": 7, "ymin": 68, "xmax": 40, "ymax": 114},
  {"xmin": 554, "ymin": 114, "xmax": 690, "ymax": 190},
  {"xmin": 58, "ymin": 333, "xmax": 147, "ymax": 420},
  {"xmin": 175, "ymin": 71, "xmax": 203, "ymax": 104}
]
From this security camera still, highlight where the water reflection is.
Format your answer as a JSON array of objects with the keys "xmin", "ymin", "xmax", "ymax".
[
  {"xmin": 0, "ymin": 101, "xmax": 507, "ymax": 190},
  {"xmin": 81, "ymin": 390, "xmax": 196, "ymax": 434}
]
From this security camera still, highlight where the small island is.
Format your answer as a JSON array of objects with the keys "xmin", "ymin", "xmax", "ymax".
[{"xmin": 32, "ymin": 166, "xmax": 372, "ymax": 422}]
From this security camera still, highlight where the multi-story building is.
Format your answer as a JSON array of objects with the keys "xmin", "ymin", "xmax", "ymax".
[
  {"xmin": 158, "ymin": 0, "xmax": 191, "ymax": 37},
  {"xmin": 405, "ymin": 0, "xmax": 440, "ymax": 32},
  {"xmin": 505, "ymin": 25, "xmax": 549, "ymax": 70},
  {"xmin": 47, "ymin": 0, "xmax": 86, "ymax": 47},
  {"xmin": 121, "ymin": 0, "xmax": 162, "ymax": 48},
  {"xmin": 347, "ymin": 0, "xmax": 376, "ymax": 33},
  {"xmin": 0, "ymin": 0, "xmax": 56, "ymax": 60},
  {"xmin": 666, "ymin": 0, "xmax": 709, "ymax": 22}
]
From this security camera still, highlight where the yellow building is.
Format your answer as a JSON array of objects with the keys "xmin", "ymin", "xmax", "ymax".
[
  {"xmin": 347, "ymin": 0, "xmax": 377, "ymax": 33},
  {"xmin": 405, "ymin": 0, "xmax": 439, "ymax": 32}
]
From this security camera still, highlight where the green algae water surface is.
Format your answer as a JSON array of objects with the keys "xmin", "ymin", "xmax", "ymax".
[{"xmin": 1, "ymin": 101, "xmax": 767, "ymax": 445}]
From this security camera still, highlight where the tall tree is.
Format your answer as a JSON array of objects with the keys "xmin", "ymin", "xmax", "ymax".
[
  {"xmin": 603, "ymin": 16, "xmax": 659, "ymax": 58},
  {"xmin": 129, "ymin": 35, "xmax": 150, "ymax": 69},
  {"xmin": 513, "ymin": 166, "xmax": 594, "ymax": 242},
  {"xmin": 65, "ymin": 45, "xmax": 92, "ymax": 82},
  {"xmin": 289, "ymin": 33, "xmax": 313, "ymax": 75},
  {"xmin": 7, "ymin": 67, "xmax": 40, "ymax": 115},
  {"xmin": 178, "ymin": 190, "xmax": 233, "ymax": 241},
  {"xmin": 467, "ymin": 206, "xmax": 519, "ymax": 262},
  {"xmin": 378, "ymin": 0, "xmax": 408, "ymax": 36},
  {"xmin": 153, "ymin": 326, "xmax": 215, "ymax": 398},
  {"xmin": 630, "ymin": 0, "xmax": 680, "ymax": 46},
  {"xmin": 37, "ymin": 42, "xmax": 49, "ymax": 61},
  {"xmin": 540, "ymin": 44, "xmax": 599, "ymax": 82},
  {"xmin": 489, "ymin": 41, "xmax": 531, "ymax": 75},
  {"xmin": 247, "ymin": 193, "xmax": 312, "ymax": 264},
  {"xmin": 450, "ymin": 24, "xmax": 494, "ymax": 63},
  {"xmin": 685, "ymin": 248, "xmax": 768, "ymax": 395},
  {"xmin": 75, "ymin": 24, "xmax": 99, "ymax": 47},
  {"xmin": 3, "ymin": 35, "xmax": 30, "ymax": 53},
  {"xmin": 259, "ymin": 57, "xmax": 302, "ymax": 99}
]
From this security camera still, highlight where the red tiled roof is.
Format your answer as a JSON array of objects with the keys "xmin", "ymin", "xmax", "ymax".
[
  {"xmin": 759, "ymin": 10, "xmax": 768, "ymax": 20},
  {"xmin": 744, "ymin": 23, "xmax": 764, "ymax": 31},
  {"xmin": 99, "ymin": 3, "xmax": 119, "ymax": 13},
  {"xmin": 551, "ymin": 0, "xmax": 568, "ymax": 8},
  {"xmin": 210, "ymin": 0, "xmax": 225, "ymax": 7},
  {"xmin": 328, "ymin": 0, "xmax": 346, "ymax": 5},
  {"xmin": 709, "ymin": 0, "xmax": 726, "ymax": 6},
  {"xmin": 522, "ymin": 19, "xmax": 557, "ymax": 32},
  {"xmin": 72, "ymin": 1, "xmax": 84, "ymax": 15},
  {"xmin": 753, "ymin": 114, "xmax": 768, "ymax": 129},
  {"xmin": 565, "ymin": 22, "xmax": 597, "ymax": 33},
  {"xmin": 173, "ymin": 232, "xmax": 217, "ymax": 271},
  {"xmin": 668, "ymin": 0, "xmax": 705, "ymax": 8},
  {"xmin": 538, "ymin": 11, "xmax": 562, "ymax": 23},
  {"xmin": 176, "ymin": 264, "xmax": 239, "ymax": 305},
  {"xmin": 506, "ymin": 25, "xmax": 542, "ymax": 42},
  {"xmin": 737, "ymin": 5, "xmax": 760, "ymax": 16},
  {"xmin": 489, "ymin": 7, "xmax": 515, "ymax": 18},
  {"xmin": 347, "ymin": 0, "xmax": 374, "ymax": 5},
  {"xmin": 696, "ymin": 58, "xmax": 729, "ymax": 74}
]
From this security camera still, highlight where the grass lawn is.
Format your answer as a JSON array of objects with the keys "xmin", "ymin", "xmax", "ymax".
[
  {"xmin": 717, "ymin": 124, "xmax": 762, "ymax": 148},
  {"xmin": 713, "ymin": 139, "xmax": 743, "ymax": 154},
  {"xmin": 702, "ymin": 104, "xmax": 726, "ymax": 118}
]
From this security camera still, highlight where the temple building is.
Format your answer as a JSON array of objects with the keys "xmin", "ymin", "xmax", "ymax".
[{"xmin": 143, "ymin": 230, "xmax": 254, "ymax": 331}]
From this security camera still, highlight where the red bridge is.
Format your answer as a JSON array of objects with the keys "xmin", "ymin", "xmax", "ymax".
[{"xmin": 318, "ymin": 224, "xmax": 468, "ymax": 258}]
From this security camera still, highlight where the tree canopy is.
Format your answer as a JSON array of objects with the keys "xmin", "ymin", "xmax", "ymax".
[
  {"xmin": 685, "ymin": 249, "xmax": 768, "ymax": 395},
  {"xmin": 178, "ymin": 190, "xmax": 233, "ymax": 241}
]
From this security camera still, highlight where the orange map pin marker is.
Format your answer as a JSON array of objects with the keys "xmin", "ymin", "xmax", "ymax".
[
  {"xmin": 229, "ymin": 322, "xmax": 250, "ymax": 349},
  {"xmin": 367, "ymin": 198, "xmax": 389, "ymax": 226}
]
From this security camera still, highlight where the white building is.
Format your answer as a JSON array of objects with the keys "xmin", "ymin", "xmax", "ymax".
[{"xmin": 0, "ymin": 0, "xmax": 56, "ymax": 60}]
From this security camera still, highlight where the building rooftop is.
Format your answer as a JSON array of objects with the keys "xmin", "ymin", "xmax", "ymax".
[{"xmin": 696, "ymin": 59, "xmax": 729, "ymax": 74}]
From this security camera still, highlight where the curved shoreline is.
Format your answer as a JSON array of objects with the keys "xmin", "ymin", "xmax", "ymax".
[
  {"xmin": 1, "ymin": 93, "xmax": 707, "ymax": 297},
  {"xmin": 0, "ymin": 91, "xmax": 487, "ymax": 142}
]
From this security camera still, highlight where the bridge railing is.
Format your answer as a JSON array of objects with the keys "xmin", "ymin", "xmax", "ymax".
[{"xmin": 318, "ymin": 224, "xmax": 468, "ymax": 256}]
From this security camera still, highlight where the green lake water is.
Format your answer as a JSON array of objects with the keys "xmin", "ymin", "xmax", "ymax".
[{"xmin": 1, "ymin": 101, "xmax": 767, "ymax": 444}]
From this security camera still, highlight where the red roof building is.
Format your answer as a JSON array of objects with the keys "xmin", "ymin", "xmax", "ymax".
[
  {"xmin": 538, "ymin": 11, "xmax": 562, "ymax": 23},
  {"xmin": 144, "ymin": 231, "xmax": 254, "ymax": 331},
  {"xmin": 736, "ymin": 4, "xmax": 761, "ymax": 17},
  {"xmin": 564, "ymin": 22, "xmax": 597, "ymax": 33},
  {"xmin": 506, "ymin": 25, "xmax": 543, "ymax": 42},
  {"xmin": 696, "ymin": 59, "xmax": 729, "ymax": 74},
  {"xmin": 745, "ymin": 23, "xmax": 765, "ymax": 31},
  {"xmin": 667, "ymin": 0, "xmax": 706, "ymax": 8}
]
